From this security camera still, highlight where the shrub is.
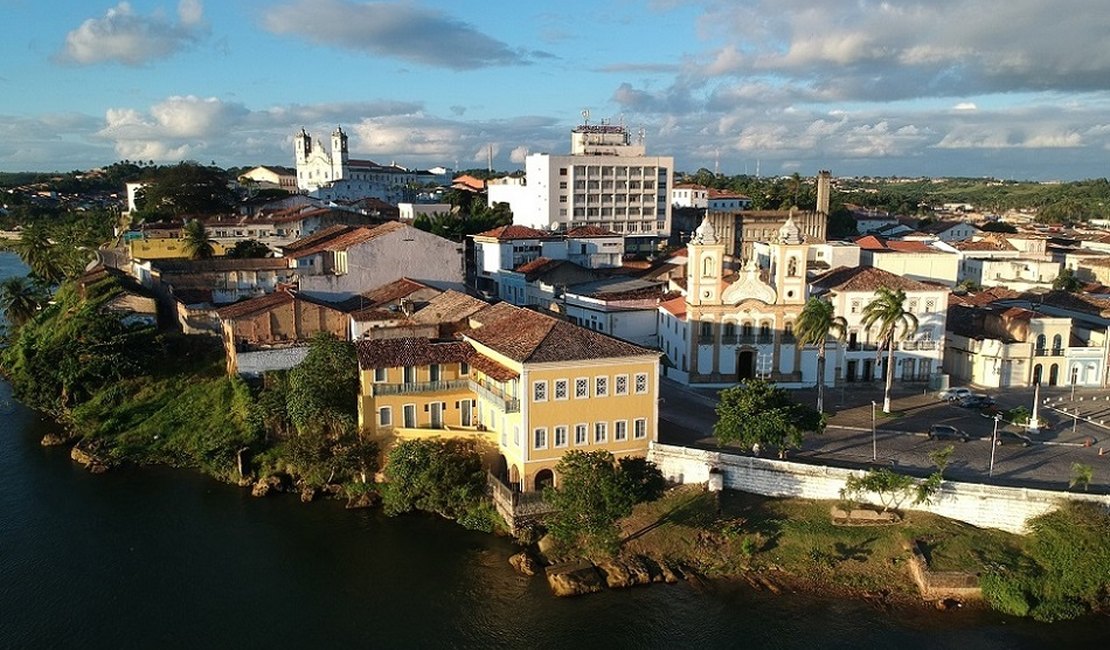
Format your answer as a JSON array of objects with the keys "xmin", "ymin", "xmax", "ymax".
[
  {"xmin": 618, "ymin": 456, "xmax": 666, "ymax": 503},
  {"xmin": 981, "ymin": 572, "xmax": 1032, "ymax": 618},
  {"xmin": 380, "ymin": 438, "xmax": 486, "ymax": 520}
]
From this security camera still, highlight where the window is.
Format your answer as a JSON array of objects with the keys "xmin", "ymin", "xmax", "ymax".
[
  {"xmin": 513, "ymin": 425, "xmax": 520, "ymax": 447},
  {"xmin": 403, "ymin": 366, "xmax": 416, "ymax": 383},
  {"xmin": 614, "ymin": 420, "xmax": 628, "ymax": 441},
  {"xmin": 634, "ymin": 418, "xmax": 647, "ymax": 439},
  {"xmin": 851, "ymin": 300, "xmax": 860, "ymax": 314},
  {"xmin": 615, "ymin": 374, "xmax": 629, "ymax": 395},
  {"xmin": 575, "ymin": 424, "xmax": 588, "ymax": 446},
  {"xmin": 925, "ymin": 299, "xmax": 935, "ymax": 313},
  {"xmin": 575, "ymin": 377, "xmax": 589, "ymax": 398},
  {"xmin": 554, "ymin": 426, "xmax": 568, "ymax": 448},
  {"xmin": 533, "ymin": 427, "xmax": 548, "ymax": 450},
  {"xmin": 429, "ymin": 364, "xmax": 441, "ymax": 382},
  {"xmin": 595, "ymin": 376, "xmax": 608, "ymax": 397},
  {"xmin": 594, "ymin": 422, "xmax": 608, "ymax": 444},
  {"xmin": 554, "ymin": 379, "xmax": 568, "ymax": 400},
  {"xmin": 378, "ymin": 407, "xmax": 392, "ymax": 427},
  {"xmin": 373, "ymin": 368, "xmax": 387, "ymax": 382},
  {"xmin": 533, "ymin": 380, "xmax": 548, "ymax": 402},
  {"xmin": 634, "ymin": 373, "xmax": 649, "ymax": 394}
]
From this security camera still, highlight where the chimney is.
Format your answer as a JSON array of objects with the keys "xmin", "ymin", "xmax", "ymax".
[{"xmin": 816, "ymin": 170, "xmax": 832, "ymax": 216}]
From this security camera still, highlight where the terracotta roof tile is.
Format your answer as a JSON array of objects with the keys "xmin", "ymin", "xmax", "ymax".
[
  {"xmin": 464, "ymin": 304, "xmax": 656, "ymax": 363},
  {"xmin": 810, "ymin": 266, "xmax": 939, "ymax": 293},
  {"xmin": 465, "ymin": 352, "xmax": 518, "ymax": 381},
  {"xmin": 659, "ymin": 295, "xmax": 687, "ymax": 318},
  {"xmin": 410, "ymin": 291, "xmax": 489, "ymax": 324},
  {"xmin": 285, "ymin": 221, "xmax": 408, "ymax": 258},
  {"xmin": 338, "ymin": 278, "xmax": 435, "ymax": 314},
  {"xmin": 473, "ymin": 224, "xmax": 551, "ymax": 240},
  {"xmin": 215, "ymin": 290, "xmax": 294, "ymax": 320},
  {"xmin": 356, "ymin": 337, "xmax": 472, "ymax": 369},
  {"xmin": 566, "ymin": 225, "xmax": 621, "ymax": 238}
]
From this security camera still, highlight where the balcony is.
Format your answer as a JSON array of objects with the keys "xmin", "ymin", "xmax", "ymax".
[
  {"xmin": 470, "ymin": 379, "xmax": 520, "ymax": 413},
  {"xmin": 697, "ymin": 335, "xmax": 715, "ymax": 345},
  {"xmin": 847, "ymin": 342, "xmax": 878, "ymax": 352},
  {"xmin": 372, "ymin": 379, "xmax": 470, "ymax": 396},
  {"xmin": 1035, "ymin": 348, "xmax": 1047, "ymax": 357},
  {"xmin": 1052, "ymin": 347, "xmax": 1064, "ymax": 356},
  {"xmin": 902, "ymin": 341, "xmax": 938, "ymax": 351}
]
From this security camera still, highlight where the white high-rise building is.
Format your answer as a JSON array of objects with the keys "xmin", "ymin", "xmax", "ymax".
[{"xmin": 487, "ymin": 120, "xmax": 674, "ymax": 252}]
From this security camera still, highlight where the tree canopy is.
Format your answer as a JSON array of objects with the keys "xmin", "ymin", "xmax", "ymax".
[
  {"xmin": 135, "ymin": 162, "xmax": 236, "ymax": 219},
  {"xmin": 544, "ymin": 450, "xmax": 637, "ymax": 558},
  {"xmin": 287, "ymin": 333, "xmax": 360, "ymax": 436},
  {"xmin": 713, "ymin": 379, "xmax": 824, "ymax": 452}
]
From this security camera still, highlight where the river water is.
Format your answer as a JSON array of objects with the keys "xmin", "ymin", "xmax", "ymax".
[{"xmin": 1, "ymin": 251, "xmax": 1106, "ymax": 648}]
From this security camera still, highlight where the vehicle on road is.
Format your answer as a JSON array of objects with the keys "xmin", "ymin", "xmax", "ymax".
[
  {"xmin": 995, "ymin": 430, "xmax": 1033, "ymax": 447},
  {"xmin": 937, "ymin": 387, "xmax": 972, "ymax": 402},
  {"xmin": 957, "ymin": 393, "xmax": 995, "ymax": 409},
  {"xmin": 928, "ymin": 424, "xmax": 971, "ymax": 442}
]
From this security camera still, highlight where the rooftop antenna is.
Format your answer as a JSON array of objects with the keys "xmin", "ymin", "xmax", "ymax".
[
  {"xmin": 756, "ymin": 158, "xmax": 761, "ymax": 178},
  {"xmin": 714, "ymin": 148, "xmax": 720, "ymax": 176},
  {"xmin": 487, "ymin": 144, "xmax": 493, "ymax": 173},
  {"xmin": 582, "ymin": 108, "xmax": 590, "ymax": 126},
  {"xmin": 637, "ymin": 127, "xmax": 646, "ymax": 145}
]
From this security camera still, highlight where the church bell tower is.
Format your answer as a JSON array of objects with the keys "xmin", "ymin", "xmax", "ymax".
[{"xmin": 687, "ymin": 214, "xmax": 726, "ymax": 307}]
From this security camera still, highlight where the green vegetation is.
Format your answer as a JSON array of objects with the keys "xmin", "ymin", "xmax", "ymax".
[
  {"xmin": 0, "ymin": 276, "xmax": 48, "ymax": 330},
  {"xmin": 713, "ymin": 379, "xmax": 824, "ymax": 453},
  {"xmin": 182, "ymin": 219, "xmax": 215, "ymax": 260},
  {"xmin": 794, "ymin": 297, "xmax": 847, "ymax": 413},
  {"xmin": 132, "ymin": 162, "xmax": 237, "ymax": 220},
  {"xmin": 1053, "ymin": 268, "xmax": 1082, "ymax": 292},
  {"xmin": 1069, "ymin": 463, "xmax": 1094, "ymax": 492},
  {"xmin": 286, "ymin": 333, "xmax": 360, "ymax": 436},
  {"xmin": 981, "ymin": 503, "xmax": 1110, "ymax": 621},
  {"xmin": 861, "ymin": 287, "xmax": 918, "ymax": 413},
  {"xmin": 379, "ymin": 438, "xmax": 502, "ymax": 532},
  {"xmin": 226, "ymin": 239, "xmax": 271, "ymax": 258}
]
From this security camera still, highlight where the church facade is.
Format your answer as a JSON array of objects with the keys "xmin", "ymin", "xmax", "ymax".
[{"xmin": 658, "ymin": 215, "xmax": 834, "ymax": 388}]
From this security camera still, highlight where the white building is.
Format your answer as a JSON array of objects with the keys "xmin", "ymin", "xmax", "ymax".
[
  {"xmin": 398, "ymin": 203, "xmax": 451, "ymax": 221},
  {"xmin": 293, "ymin": 126, "xmax": 438, "ymax": 202},
  {"xmin": 810, "ymin": 266, "xmax": 949, "ymax": 384},
  {"xmin": 707, "ymin": 190, "xmax": 753, "ymax": 211},
  {"xmin": 671, "ymin": 184, "xmax": 708, "ymax": 208},
  {"xmin": 239, "ymin": 166, "xmax": 298, "ymax": 193},
  {"xmin": 486, "ymin": 120, "xmax": 674, "ymax": 253},
  {"xmin": 959, "ymin": 257, "xmax": 1060, "ymax": 291},
  {"xmin": 470, "ymin": 225, "xmax": 624, "ymax": 296}
]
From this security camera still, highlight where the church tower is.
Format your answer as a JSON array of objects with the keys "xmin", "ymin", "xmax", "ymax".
[
  {"xmin": 686, "ymin": 214, "xmax": 726, "ymax": 307},
  {"xmin": 331, "ymin": 125, "xmax": 349, "ymax": 182},
  {"xmin": 769, "ymin": 211, "xmax": 808, "ymax": 305},
  {"xmin": 294, "ymin": 128, "xmax": 313, "ymax": 191}
]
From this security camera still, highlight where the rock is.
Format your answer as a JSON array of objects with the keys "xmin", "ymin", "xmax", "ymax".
[
  {"xmin": 537, "ymin": 533, "xmax": 559, "ymax": 560},
  {"xmin": 597, "ymin": 557, "xmax": 656, "ymax": 589},
  {"xmin": 936, "ymin": 598, "xmax": 963, "ymax": 611},
  {"xmin": 509, "ymin": 551, "xmax": 542, "ymax": 576},
  {"xmin": 345, "ymin": 491, "xmax": 380, "ymax": 509},
  {"xmin": 40, "ymin": 433, "xmax": 70, "ymax": 447},
  {"xmin": 237, "ymin": 477, "xmax": 254, "ymax": 488},
  {"xmin": 321, "ymin": 483, "xmax": 344, "ymax": 496},
  {"xmin": 545, "ymin": 560, "xmax": 604, "ymax": 597},
  {"xmin": 70, "ymin": 445, "xmax": 109, "ymax": 473},
  {"xmin": 251, "ymin": 475, "xmax": 284, "ymax": 498},
  {"xmin": 658, "ymin": 562, "xmax": 681, "ymax": 584},
  {"xmin": 300, "ymin": 486, "xmax": 317, "ymax": 503}
]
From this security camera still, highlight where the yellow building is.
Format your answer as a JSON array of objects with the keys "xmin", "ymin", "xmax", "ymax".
[
  {"xmin": 356, "ymin": 303, "xmax": 660, "ymax": 492},
  {"xmin": 128, "ymin": 236, "xmax": 228, "ymax": 260}
]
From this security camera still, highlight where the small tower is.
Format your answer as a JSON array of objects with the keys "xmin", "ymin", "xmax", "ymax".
[
  {"xmin": 331, "ymin": 125, "xmax": 349, "ymax": 182},
  {"xmin": 769, "ymin": 211, "xmax": 808, "ymax": 305},
  {"xmin": 294, "ymin": 128, "xmax": 312, "ymax": 164},
  {"xmin": 686, "ymin": 214, "xmax": 726, "ymax": 307}
]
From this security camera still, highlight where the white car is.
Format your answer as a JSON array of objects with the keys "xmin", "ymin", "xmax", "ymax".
[{"xmin": 937, "ymin": 387, "xmax": 972, "ymax": 402}]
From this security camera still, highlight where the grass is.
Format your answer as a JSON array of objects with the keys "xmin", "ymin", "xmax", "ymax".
[{"xmin": 617, "ymin": 486, "xmax": 1025, "ymax": 599}]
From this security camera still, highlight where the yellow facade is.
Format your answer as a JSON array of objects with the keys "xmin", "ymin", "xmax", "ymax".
[{"xmin": 129, "ymin": 237, "xmax": 229, "ymax": 260}]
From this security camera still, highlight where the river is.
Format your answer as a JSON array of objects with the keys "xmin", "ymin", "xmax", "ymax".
[{"xmin": 1, "ymin": 251, "xmax": 1106, "ymax": 648}]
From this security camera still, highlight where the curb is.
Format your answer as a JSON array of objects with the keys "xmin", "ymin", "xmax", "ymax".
[{"xmin": 825, "ymin": 424, "xmax": 1094, "ymax": 448}]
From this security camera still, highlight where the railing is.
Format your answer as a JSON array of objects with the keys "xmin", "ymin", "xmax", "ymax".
[
  {"xmin": 697, "ymin": 335, "xmax": 715, "ymax": 345},
  {"xmin": 902, "ymin": 341, "xmax": 938, "ymax": 351},
  {"xmin": 720, "ymin": 334, "xmax": 737, "ymax": 345},
  {"xmin": 847, "ymin": 342, "xmax": 877, "ymax": 351},
  {"xmin": 470, "ymin": 379, "xmax": 520, "ymax": 413},
  {"xmin": 487, "ymin": 473, "xmax": 553, "ymax": 517},
  {"xmin": 1052, "ymin": 347, "xmax": 1063, "ymax": 356},
  {"xmin": 372, "ymin": 379, "xmax": 470, "ymax": 396},
  {"xmin": 1034, "ymin": 348, "xmax": 1047, "ymax": 357}
]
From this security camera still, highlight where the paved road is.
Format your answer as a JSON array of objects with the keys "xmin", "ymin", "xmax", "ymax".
[{"xmin": 658, "ymin": 379, "xmax": 1110, "ymax": 494}]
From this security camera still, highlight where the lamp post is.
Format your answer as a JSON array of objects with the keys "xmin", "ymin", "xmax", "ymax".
[
  {"xmin": 871, "ymin": 400, "xmax": 877, "ymax": 462},
  {"xmin": 1072, "ymin": 407, "xmax": 1079, "ymax": 435},
  {"xmin": 1028, "ymin": 381, "xmax": 1040, "ymax": 434},
  {"xmin": 988, "ymin": 414, "xmax": 1002, "ymax": 478}
]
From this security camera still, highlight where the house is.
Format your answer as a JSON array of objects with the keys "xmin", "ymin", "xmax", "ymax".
[
  {"xmin": 671, "ymin": 183, "xmax": 708, "ymax": 209},
  {"xmin": 810, "ymin": 266, "xmax": 949, "ymax": 384},
  {"xmin": 238, "ymin": 166, "xmax": 298, "ymax": 193},
  {"xmin": 706, "ymin": 189, "xmax": 752, "ymax": 211},
  {"xmin": 215, "ymin": 288, "xmax": 350, "ymax": 375},
  {"xmin": 126, "ymin": 221, "xmax": 231, "ymax": 260},
  {"xmin": 285, "ymin": 221, "xmax": 465, "ymax": 301},
  {"xmin": 355, "ymin": 303, "xmax": 660, "ymax": 494},
  {"xmin": 78, "ymin": 265, "xmax": 159, "ymax": 327},
  {"xmin": 918, "ymin": 220, "xmax": 980, "ymax": 242},
  {"xmin": 855, "ymin": 235, "xmax": 959, "ymax": 286}
]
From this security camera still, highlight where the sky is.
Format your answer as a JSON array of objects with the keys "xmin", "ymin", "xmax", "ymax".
[{"xmin": 2, "ymin": 0, "xmax": 1109, "ymax": 180}]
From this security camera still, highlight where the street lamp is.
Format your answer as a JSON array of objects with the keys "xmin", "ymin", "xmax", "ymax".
[
  {"xmin": 989, "ymin": 414, "xmax": 1002, "ymax": 478},
  {"xmin": 871, "ymin": 400, "xmax": 877, "ymax": 462}
]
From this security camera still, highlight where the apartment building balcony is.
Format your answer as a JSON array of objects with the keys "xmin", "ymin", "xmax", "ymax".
[
  {"xmin": 1035, "ymin": 348, "xmax": 1047, "ymax": 356},
  {"xmin": 470, "ymin": 379, "xmax": 520, "ymax": 413},
  {"xmin": 372, "ymin": 379, "xmax": 470, "ymax": 396},
  {"xmin": 846, "ymin": 342, "xmax": 878, "ymax": 352}
]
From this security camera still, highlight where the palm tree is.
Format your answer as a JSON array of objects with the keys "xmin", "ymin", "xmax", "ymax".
[
  {"xmin": 182, "ymin": 219, "xmax": 215, "ymax": 260},
  {"xmin": 795, "ymin": 297, "xmax": 847, "ymax": 414},
  {"xmin": 861, "ymin": 287, "xmax": 919, "ymax": 414},
  {"xmin": 14, "ymin": 224, "xmax": 64, "ymax": 284},
  {"xmin": 0, "ymin": 276, "xmax": 45, "ymax": 328}
]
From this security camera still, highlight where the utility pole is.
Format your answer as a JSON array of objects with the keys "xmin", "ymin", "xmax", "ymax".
[
  {"xmin": 989, "ymin": 414, "xmax": 1001, "ymax": 477},
  {"xmin": 871, "ymin": 400, "xmax": 877, "ymax": 462}
]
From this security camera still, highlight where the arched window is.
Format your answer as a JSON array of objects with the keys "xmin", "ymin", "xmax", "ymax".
[
  {"xmin": 759, "ymin": 322, "xmax": 771, "ymax": 342},
  {"xmin": 787, "ymin": 257, "xmax": 798, "ymax": 277},
  {"xmin": 741, "ymin": 322, "xmax": 753, "ymax": 339},
  {"xmin": 724, "ymin": 322, "xmax": 736, "ymax": 338},
  {"xmin": 1035, "ymin": 334, "xmax": 1046, "ymax": 353},
  {"xmin": 702, "ymin": 255, "xmax": 714, "ymax": 277},
  {"xmin": 1052, "ymin": 334, "xmax": 1063, "ymax": 353},
  {"xmin": 784, "ymin": 321, "xmax": 794, "ymax": 341}
]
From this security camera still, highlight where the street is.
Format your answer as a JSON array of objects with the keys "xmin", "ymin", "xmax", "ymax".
[{"xmin": 658, "ymin": 379, "xmax": 1110, "ymax": 494}]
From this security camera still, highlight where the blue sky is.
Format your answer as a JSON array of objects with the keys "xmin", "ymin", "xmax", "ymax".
[{"xmin": 2, "ymin": 0, "xmax": 1109, "ymax": 180}]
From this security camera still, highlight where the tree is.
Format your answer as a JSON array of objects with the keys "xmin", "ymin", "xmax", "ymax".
[
  {"xmin": 226, "ymin": 239, "xmax": 271, "ymax": 259},
  {"xmin": 286, "ymin": 333, "xmax": 359, "ymax": 436},
  {"xmin": 181, "ymin": 219, "xmax": 216, "ymax": 260},
  {"xmin": 861, "ymin": 287, "xmax": 919, "ymax": 413},
  {"xmin": 544, "ymin": 450, "xmax": 635, "ymax": 558},
  {"xmin": 1069, "ymin": 463, "xmax": 1094, "ymax": 491},
  {"xmin": 0, "ymin": 276, "xmax": 46, "ymax": 329},
  {"xmin": 840, "ymin": 467, "xmax": 940, "ymax": 513},
  {"xmin": 380, "ymin": 438, "xmax": 487, "ymax": 519},
  {"xmin": 286, "ymin": 428, "xmax": 378, "ymax": 485},
  {"xmin": 617, "ymin": 456, "xmax": 666, "ymax": 504},
  {"xmin": 13, "ymin": 224, "xmax": 64, "ymax": 284},
  {"xmin": 1052, "ymin": 268, "xmax": 1082, "ymax": 292},
  {"xmin": 713, "ymin": 379, "xmax": 825, "ymax": 454},
  {"xmin": 134, "ymin": 162, "xmax": 236, "ymax": 218},
  {"xmin": 981, "ymin": 221, "xmax": 1018, "ymax": 233},
  {"xmin": 795, "ymin": 297, "xmax": 847, "ymax": 413}
]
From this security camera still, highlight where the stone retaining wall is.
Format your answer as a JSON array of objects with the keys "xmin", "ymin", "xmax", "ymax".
[{"xmin": 649, "ymin": 442, "xmax": 1110, "ymax": 534}]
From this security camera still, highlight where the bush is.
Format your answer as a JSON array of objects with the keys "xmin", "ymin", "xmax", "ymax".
[
  {"xmin": 618, "ymin": 456, "xmax": 666, "ymax": 503},
  {"xmin": 544, "ymin": 451, "xmax": 636, "ymax": 559},
  {"xmin": 981, "ymin": 571, "xmax": 1032, "ymax": 618},
  {"xmin": 380, "ymin": 438, "xmax": 487, "ymax": 520},
  {"xmin": 457, "ymin": 500, "xmax": 506, "ymax": 534}
]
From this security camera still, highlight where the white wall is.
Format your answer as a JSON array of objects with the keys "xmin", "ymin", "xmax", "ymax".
[{"xmin": 649, "ymin": 443, "xmax": 1110, "ymax": 534}]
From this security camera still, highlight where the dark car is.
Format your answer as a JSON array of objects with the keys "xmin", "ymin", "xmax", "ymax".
[
  {"xmin": 928, "ymin": 424, "xmax": 971, "ymax": 442},
  {"xmin": 995, "ymin": 431, "xmax": 1032, "ymax": 447},
  {"xmin": 957, "ymin": 394, "xmax": 994, "ymax": 409}
]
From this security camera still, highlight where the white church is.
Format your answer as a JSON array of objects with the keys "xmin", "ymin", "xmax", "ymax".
[{"xmin": 293, "ymin": 126, "xmax": 448, "ymax": 203}]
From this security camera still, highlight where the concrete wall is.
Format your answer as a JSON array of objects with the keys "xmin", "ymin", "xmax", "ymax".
[{"xmin": 649, "ymin": 442, "xmax": 1110, "ymax": 534}]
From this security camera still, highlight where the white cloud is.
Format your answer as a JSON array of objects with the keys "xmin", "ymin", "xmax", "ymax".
[
  {"xmin": 57, "ymin": 1, "xmax": 207, "ymax": 66},
  {"xmin": 953, "ymin": 102, "xmax": 978, "ymax": 111},
  {"xmin": 509, "ymin": 146, "xmax": 530, "ymax": 163}
]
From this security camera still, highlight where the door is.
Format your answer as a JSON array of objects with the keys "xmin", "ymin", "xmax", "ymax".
[
  {"xmin": 1049, "ymin": 363, "xmax": 1059, "ymax": 386},
  {"xmin": 460, "ymin": 400, "xmax": 472, "ymax": 427},
  {"xmin": 846, "ymin": 360, "xmax": 858, "ymax": 383},
  {"xmin": 403, "ymin": 404, "xmax": 416, "ymax": 428},
  {"xmin": 863, "ymin": 359, "xmax": 874, "ymax": 381},
  {"xmin": 737, "ymin": 350, "xmax": 755, "ymax": 380},
  {"xmin": 430, "ymin": 402, "xmax": 444, "ymax": 429},
  {"xmin": 1033, "ymin": 364, "xmax": 1042, "ymax": 385}
]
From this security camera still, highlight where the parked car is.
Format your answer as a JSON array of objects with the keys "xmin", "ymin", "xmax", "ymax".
[
  {"xmin": 995, "ymin": 431, "xmax": 1033, "ymax": 447},
  {"xmin": 937, "ymin": 387, "xmax": 972, "ymax": 402},
  {"xmin": 928, "ymin": 424, "xmax": 971, "ymax": 442},
  {"xmin": 957, "ymin": 393, "xmax": 995, "ymax": 409}
]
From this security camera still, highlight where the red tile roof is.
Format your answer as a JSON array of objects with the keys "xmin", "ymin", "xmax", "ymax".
[
  {"xmin": 566, "ymin": 225, "xmax": 621, "ymax": 238},
  {"xmin": 464, "ymin": 304, "xmax": 656, "ymax": 363},
  {"xmin": 886, "ymin": 240, "xmax": 936, "ymax": 253},
  {"xmin": 810, "ymin": 266, "xmax": 940, "ymax": 293},
  {"xmin": 658, "ymin": 295, "xmax": 687, "ymax": 318},
  {"xmin": 473, "ymin": 224, "xmax": 551, "ymax": 241},
  {"xmin": 356, "ymin": 337, "xmax": 471, "ymax": 369},
  {"xmin": 285, "ymin": 221, "xmax": 408, "ymax": 258}
]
